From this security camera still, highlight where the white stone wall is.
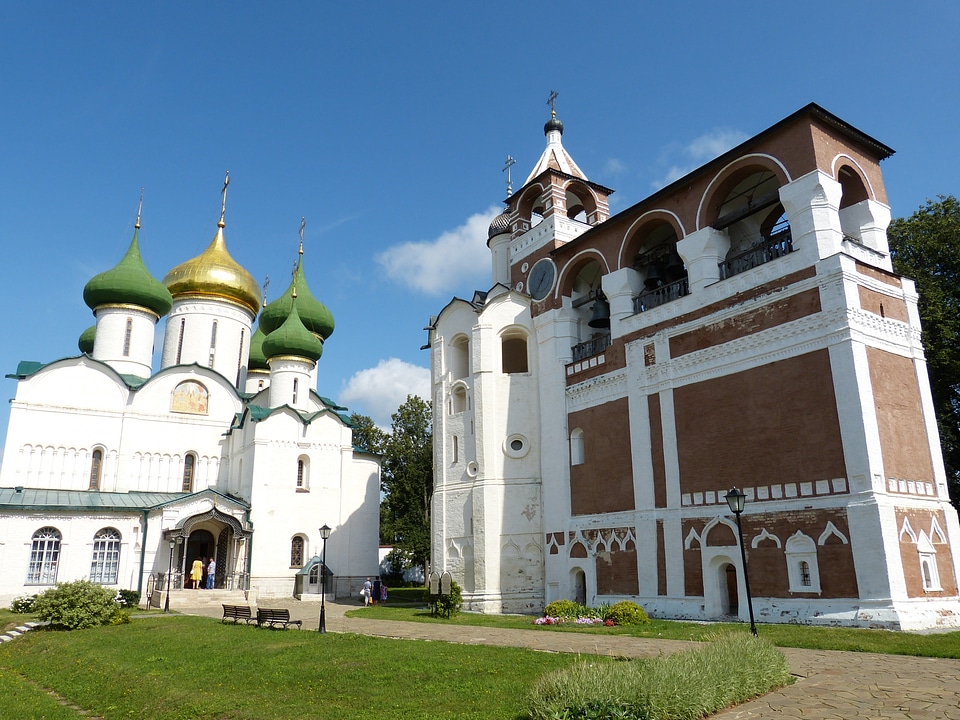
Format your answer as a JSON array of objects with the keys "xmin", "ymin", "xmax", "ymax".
[{"xmin": 160, "ymin": 298, "xmax": 253, "ymax": 387}]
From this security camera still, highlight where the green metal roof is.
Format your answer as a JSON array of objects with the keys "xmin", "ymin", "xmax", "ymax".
[
  {"xmin": 0, "ymin": 487, "xmax": 249, "ymax": 512},
  {"xmin": 7, "ymin": 357, "xmax": 147, "ymax": 388}
]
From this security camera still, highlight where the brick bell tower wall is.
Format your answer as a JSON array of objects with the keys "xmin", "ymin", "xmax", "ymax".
[{"xmin": 672, "ymin": 349, "xmax": 846, "ymax": 495}]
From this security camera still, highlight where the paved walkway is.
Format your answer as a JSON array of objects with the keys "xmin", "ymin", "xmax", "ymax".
[{"xmin": 176, "ymin": 596, "xmax": 960, "ymax": 719}]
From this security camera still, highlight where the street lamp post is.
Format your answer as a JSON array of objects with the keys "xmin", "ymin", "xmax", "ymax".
[
  {"xmin": 318, "ymin": 524, "xmax": 331, "ymax": 634},
  {"xmin": 163, "ymin": 538, "xmax": 176, "ymax": 613},
  {"xmin": 724, "ymin": 487, "xmax": 758, "ymax": 637}
]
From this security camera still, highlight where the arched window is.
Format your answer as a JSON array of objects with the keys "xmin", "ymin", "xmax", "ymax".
[
  {"xmin": 90, "ymin": 528, "xmax": 121, "ymax": 584},
  {"xmin": 208, "ymin": 320, "xmax": 218, "ymax": 367},
  {"xmin": 452, "ymin": 385, "xmax": 467, "ymax": 414},
  {"xmin": 235, "ymin": 328, "xmax": 245, "ymax": 389},
  {"xmin": 785, "ymin": 531, "xmax": 820, "ymax": 593},
  {"xmin": 176, "ymin": 319, "xmax": 185, "ymax": 364},
  {"xmin": 293, "ymin": 377, "xmax": 299, "ymax": 404},
  {"xmin": 917, "ymin": 531, "xmax": 941, "ymax": 592},
  {"xmin": 570, "ymin": 428, "xmax": 585, "ymax": 466},
  {"xmin": 291, "ymin": 535, "xmax": 305, "ymax": 568},
  {"xmin": 449, "ymin": 336, "xmax": 469, "ymax": 380},
  {"xmin": 122, "ymin": 318, "xmax": 133, "ymax": 357},
  {"xmin": 89, "ymin": 448, "xmax": 103, "ymax": 490},
  {"xmin": 296, "ymin": 456, "xmax": 309, "ymax": 491},
  {"xmin": 27, "ymin": 527, "xmax": 61, "ymax": 584},
  {"xmin": 501, "ymin": 333, "xmax": 529, "ymax": 374},
  {"xmin": 182, "ymin": 453, "xmax": 196, "ymax": 492},
  {"xmin": 308, "ymin": 563, "xmax": 320, "ymax": 590},
  {"xmin": 452, "ymin": 436, "xmax": 459, "ymax": 464}
]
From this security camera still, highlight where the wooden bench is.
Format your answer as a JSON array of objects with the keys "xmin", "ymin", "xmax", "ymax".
[
  {"xmin": 256, "ymin": 608, "xmax": 302, "ymax": 630},
  {"xmin": 222, "ymin": 604, "xmax": 255, "ymax": 624}
]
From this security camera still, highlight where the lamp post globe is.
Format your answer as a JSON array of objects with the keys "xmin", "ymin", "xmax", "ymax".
[
  {"xmin": 319, "ymin": 524, "xmax": 331, "ymax": 634},
  {"xmin": 725, "ymin": 487, "xmax": 758, "ymax": 637}
]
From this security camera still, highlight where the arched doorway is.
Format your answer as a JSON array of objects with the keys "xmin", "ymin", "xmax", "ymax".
[
  {"xmin": 572, "ymin": 568, "xmax": 586, "ymax": 605},
  {"xmin": 723, "ymin": 563, "xmax": 739, "ymax": 616},
  {"xmin": 185, "ymin": 529, "xmax": 214, "ymax": 588}
]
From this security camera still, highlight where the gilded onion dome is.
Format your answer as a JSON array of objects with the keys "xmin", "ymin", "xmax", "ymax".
[
  {"xmin": 83, "ymin": 227, "xmax": 173, "ymax": 317},
  {"xmin": 259, "ymin": 255, "xmax": 334, "ymax": 340},
  {"xmin": 262, "ymin": 298, "xmax": 323, "ymax": 363},
  {"xmin": 163, "ymin": 220, "xmax": 262, "ymax": 316},
  {"xmin": 248, "ymin": 324, "xmax": 269, "ymax": 371},
  {"xmin": 78, "ymin": 325, "xmax": 96, "ymax": 354}
]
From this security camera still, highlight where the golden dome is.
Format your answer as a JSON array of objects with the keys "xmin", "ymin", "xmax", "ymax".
[{"xmin": 163, "ymin": 221, "xmax": 261, "ymax": 316}]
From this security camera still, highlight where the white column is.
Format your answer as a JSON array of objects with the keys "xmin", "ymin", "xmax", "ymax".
[
  {"xmin": 778, "ymin": 170, "xmax": 844, "ymax": 264},
  {"xmin": 676, "ymin": 227, "xmax": 730, "ymax": 293}
]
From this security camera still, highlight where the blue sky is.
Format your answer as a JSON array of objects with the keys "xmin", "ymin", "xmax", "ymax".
[{"xmin": 1, "ymin": 2, "xmax": 958, "ymax": 452}]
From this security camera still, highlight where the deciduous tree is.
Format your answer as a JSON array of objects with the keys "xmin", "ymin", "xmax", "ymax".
[
  {"xmin": 889, "ymin": 195, "xmax": 960, "ymax": 505},
  {"xmin": 379, "ymin": 395, "xmax": 433, "ymax": 575}
]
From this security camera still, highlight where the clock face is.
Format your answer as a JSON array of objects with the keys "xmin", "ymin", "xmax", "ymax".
[{"xmin": 528, "ymin": 259, "xmax": 556, "ymax": 301}]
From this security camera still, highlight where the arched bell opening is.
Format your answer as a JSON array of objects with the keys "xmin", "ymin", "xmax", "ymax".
[
  {"xmin": 563, "ymin": 258, "xmax": 611, "ymax": 362},
  {"xmin": 707, "ymin": 166, "xmax": 793, "ymax": 280},
  {"xmin": 627, "ymin": 219, "xmax": 689, "ymax": 313}
]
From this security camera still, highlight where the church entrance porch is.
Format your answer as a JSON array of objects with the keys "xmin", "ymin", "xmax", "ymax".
[{"xmin": 164, "ymin": 507, "xmax": 252, "ymax": 594}]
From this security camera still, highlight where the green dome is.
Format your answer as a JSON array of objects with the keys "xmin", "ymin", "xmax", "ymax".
[
  {"xmin": 259, "ymin": 256, "xmax": 334, "ymax": 340},
  {"xmin": 262, "ymin": 299, "xmax": 323, "ymax": 363},
  {"xmin": 78, "ymin": 325, "xmax": 96, "ymax": 354},
  {"xmin": 83, "ymin": 229, "xmax": 173, "ymax": 317},
  {"xmin": 248, "ymin": 325, "xmax": 269, "ymax": 371}
]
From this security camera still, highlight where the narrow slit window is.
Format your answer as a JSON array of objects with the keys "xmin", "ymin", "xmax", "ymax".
[{"xmin": 123, "ymin": 318, "xmax": 132, "ymax": 357}]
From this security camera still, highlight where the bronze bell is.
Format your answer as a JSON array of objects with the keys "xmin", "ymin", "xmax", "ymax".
[
  {"xmin": 644, "ymin": 263, "xmax": 664, "ymax": 289},
  {"xmin": 665, "ymin": 253, "xmax": 685, "ymax": 281},
  {"xmin": 587, "ymin": 293, "xmax": 611, "ymax": 328}
]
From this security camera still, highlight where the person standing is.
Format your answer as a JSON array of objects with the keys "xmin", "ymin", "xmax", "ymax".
[
  {"xmin": 206, "ymin": 557, "xmax": 216, "ymax": 590},
  {"xmin": 362, "ymin": 577, "xmax": 373, "ymax": 606},
  {"xmin": 372, "ymin": 577, "xmax": 381, "ymax": 606},
  {"xmin": 190, "ymin": 557, "xmax": 203, "ymax": 589}
]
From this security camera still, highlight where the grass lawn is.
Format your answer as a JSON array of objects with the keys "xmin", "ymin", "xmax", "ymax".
[
  {"xmin": 351, "ymin": 605, "xmax": 960, "ymax": 658},
  {"xmin": 0, "ymin": 614, "xmax": 580, "ymax": 720}
]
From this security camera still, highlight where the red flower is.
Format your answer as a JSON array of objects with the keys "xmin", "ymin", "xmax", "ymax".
[{"xmin": 604, "ymin": 619, "xmax": 615, "ymax": 626}]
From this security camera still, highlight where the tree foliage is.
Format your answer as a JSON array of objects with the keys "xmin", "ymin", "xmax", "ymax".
[
  {"xmin": 349, "ymin": 412, "xmax": 387, "ymax": 456},
  {"xmin": 379, "ymin": 395, "xmax": 433, "ymax": 573},
  {"xmin": 889, "ymin": 195, "xmax": 960, "ymax": 504}
]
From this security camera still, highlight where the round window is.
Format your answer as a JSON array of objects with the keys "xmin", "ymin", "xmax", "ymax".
[{"xmin": 503, "ymin": 434, "xmax": 529, "ymax": 458}]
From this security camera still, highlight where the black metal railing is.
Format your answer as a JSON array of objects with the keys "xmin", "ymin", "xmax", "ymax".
[
  {"xmin": 634, "ymin": 277, "xmax": 690, "ymax": 313},
  {"xmin": 571, "ymin": 333, "xmax": 611, "ymax": 362},
  {"xmin": 718, "ymin": 230, "xmax": 793, "ymax": 280}
]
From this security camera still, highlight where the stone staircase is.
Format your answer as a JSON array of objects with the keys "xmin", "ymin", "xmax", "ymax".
[{"xmin": 157, "ymin": 588, "xmax": 253, "ymax": 609}]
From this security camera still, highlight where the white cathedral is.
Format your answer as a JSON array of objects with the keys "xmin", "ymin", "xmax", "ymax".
[
  {"xmin": 0, "ymin": 180, "xmax": 381, "ymax": 608},
  {"xmin": 429, "ymin": 102, "xmax": 960, "ymax": 630}
]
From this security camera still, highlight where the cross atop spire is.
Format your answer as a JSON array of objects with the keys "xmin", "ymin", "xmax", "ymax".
[
  {"xmin": 218, "ymin": 170, "xmax": 230, "ymax": 228},
  {"xmin": 502, "ymin": 155, "xmax": 516, "ymax": 197},
  {"xmin": 299, "ymin": 216, "xmax": 305, "ymax": 255},
  {"xmin": 547, "ymin": 90, "xmax": 558, "ymax": 117},
  {"xmin": 262, "ymin": 275, "xmax": 270, "ymax": 308},
  {"xmin": 135, "ymin": 187, "xmax": 144, "ymax": 230}
]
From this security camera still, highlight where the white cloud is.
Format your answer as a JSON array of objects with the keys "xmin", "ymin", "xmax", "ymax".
[
  {"xmin": 339, "ymin": 358, "xmax": 431, "ymax": 428},
  {"xmin": 376, "ymin": 206, "xmax": 501, "ymax": 296},
  {"xmin": 651, "ymin": 129, "xmax": 749, "ymax": 190},
  {"xmin": 604, "ymin": 157, "xmax": 627, "ymax": 176}
]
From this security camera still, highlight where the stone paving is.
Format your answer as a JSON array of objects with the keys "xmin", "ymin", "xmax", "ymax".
[{"xmin": 175, "ymin": 596, "xmax": 960, "ymax": 719}]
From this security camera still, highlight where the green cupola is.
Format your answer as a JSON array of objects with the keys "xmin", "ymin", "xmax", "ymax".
[
  {"xmin": 248, "ymin": 325, "xmax": 269, "ymax": 371},
  {"xmin": 260, "ymin": 253, "xmax": 334, "ymax": 341},
  {"xmin": 83, "ymin": 226, "xmax": 173, "ymax": 317},
  {"xmin": 262, "ymin": 297, "xmax": 324, "ymax": 363},
  {"xmin": 78, "ymin": 325, "xmax": 96, "ymax": 354}
]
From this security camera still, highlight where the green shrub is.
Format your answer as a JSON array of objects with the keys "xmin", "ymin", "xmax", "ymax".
[
  {"xmin": 543, "ymin": 599, "xmax": 585, "ymax": 621},
  {"xmin": 31, "ymin": 580, "xmax": 123, "ymax": 630},
  {"xmin": 109, "ymin": 609, "xmax": 131, "ymax": 625},
  {"xmin": 10, "ymin": 594, "xmax": 38, "ymax": 613},
  {"xmin": 429, "ymin": 580, "xmax": 462, "ymax": 618},
  {"xmin": 117, "ymin": 589, "xmax": 140, "ymax": 608},
  {"xmin": 604, "ymin": 600, "xmax": 649, "ymax": 626},
  {"xmin": 526, "ymin": 633, "xmax": 793, "ymax": 720}
]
